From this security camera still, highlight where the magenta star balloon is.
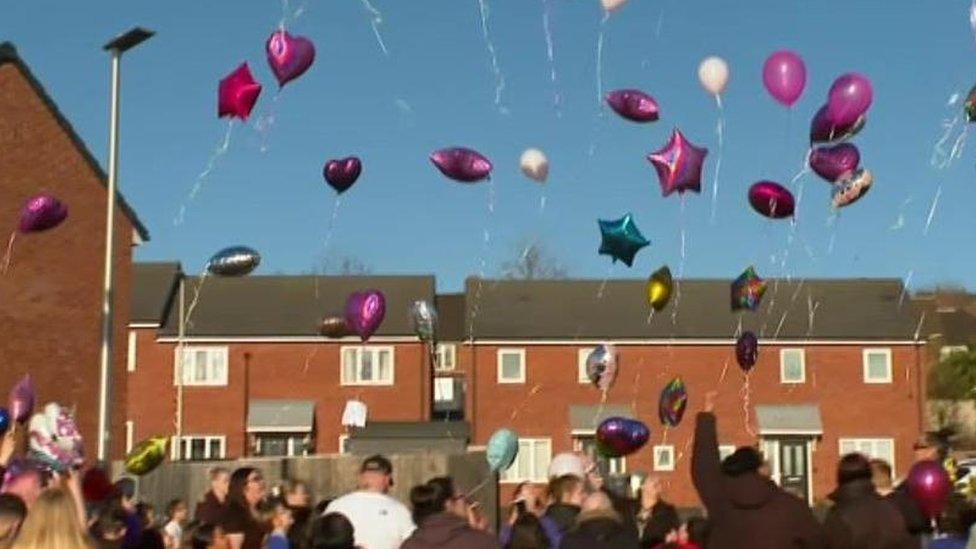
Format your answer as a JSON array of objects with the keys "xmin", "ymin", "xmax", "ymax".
[
  {"xmin": 647, "ymin": 129, "xmax": 708, "ymax": 197},
  {"xmin": 218, "ymin": 63, "xmax": 262, "ymax": 121}
]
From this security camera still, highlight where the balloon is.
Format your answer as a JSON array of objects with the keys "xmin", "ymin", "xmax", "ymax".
[
  {"xmin": 28, "ymin": 403, "xmax": 83, "ymax": 472},
  {"xmin": 9, "ymin": 375, "xmax": 34, "ymax": 423},
  {"xmin": 748, "ymin": 181, "xmax": 795, "ymax": 219},
  {"xmin": 486, "ymin": 429, "xmax": 519, "ymax": 472},
  {"xmin": 318, "ymin": 316, "xmax": 351, "ymax": 338},
  {"xmin": 647, "ymin": 129, "xmax": 708, "ymax": 197},
  {"xmin": 646, "ymin": 266, "xmax": 673, "ymax": 312},
  {"xmin": 596, "ymin": 417, "xmax": 649, "ymax": 457},
  {"xmin": 18, "ymin": 194, "xmax": 67, "ymax": 234},
  {"xmin": 658, "ymin": 377, "xmax": 688, "ymax": 427},
  {"xmin": 965, "ymin": 83, "xmax": 976, "ymax": 123},
  {"xmin": 598, "ymin": 214, "xmax": 649, "ymax": 267},
  {"xmin": 0, "ymin": 409, "xmax": 10, "ymax": 435},
  {"xmin": 345, "ymin": 290, "xmax": 386, "ymax": 341},
  {"xmin": 831, "ymin": 169, "xmax": 873, "ymax": 209},
  {"xmin": 810, "ymin": 104, "xmax": 865, "ymax": 144},
  {"xmin": 735, "ymin": 331, "xmax": 759, "ymax": 372},
  {"xmin": 266, "ymin": 30, "xmax": 315, "ymax": 87},
  {"xmin": 809, "ymin": 144, "xmax": 860, "ymax": 183},
  {"xmin": 519, "ymin": 149, "xmax": 549, "ymax": 183},
  {"xmin": 324, "ymin": 157, "xmax": 362, "ymax": 194},
  {"xmin": 827, "ymin": 73, "xmax": 873, "ymax": 127},
  {"xmin": 600, "ymin": 0, "xmax": 627, "ymax": 11},
  {"xmin": 218, "ymin": 63, "xmax": 262, "ymax": 121},
  {"xmin": 698, "ymin": 56, "xmax": 730, "ymax": 96},
  {"xmin": 410, "ymin": 300, "xmax": 437, "ymax": 342},
  {"xmin": 731, "ymin": 266, "xmax": 767, "ymax": 312},
  {"xmin": 762, "ymin": 50, "xmax": 806, "ymax": 107},
  {"xmin": 124, "ymin": 436, "xmax": 168, "ymax": 476},
  {"xmin": 548, "ymin": 452, "xmax": 585, "ymax": 479},
  {"xmin": 605, "ymin": 89, "xmax": 660, "ymax": 123},
  {"xmin": 906, "ymin": 460, "xmax": 952, "ymax": 520},
  {"xmin": 585, "ymin": 345, "xmax": 618, "ymax": 391},
  {"xmin": 430, "ymin": 147, "xmax": 492, "ymax": 183},
  {"xmin": 207, "ymin": 246, "xmax": 261, "ymax": 277}
]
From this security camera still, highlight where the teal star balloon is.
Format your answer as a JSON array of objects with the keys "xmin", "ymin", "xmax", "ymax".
[{"xmin": 598, "ymin": 214, "xmax": 650, "ymax": 267}]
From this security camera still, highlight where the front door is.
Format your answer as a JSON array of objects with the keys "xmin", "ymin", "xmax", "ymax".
[{"xmin": 777, "ymin": 438, "xmax": 809, "ymax": 503}]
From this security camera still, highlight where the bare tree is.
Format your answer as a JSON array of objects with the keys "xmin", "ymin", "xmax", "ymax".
[{"xmin": 500, "ymin": 241, "xmax": 568, "ymax": 280}]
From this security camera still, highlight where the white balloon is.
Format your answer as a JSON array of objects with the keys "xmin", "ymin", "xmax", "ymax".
[
  {"xmin": 519, "ymin": 148, "xmax": 549, "ymax": 183},
  {"xmin": 600, "ymin": 0, "xmax": 627, "ymax": 12},
  {"xmin": 698, "ymin": 56, "xmax": 730, "ymax": 96}
]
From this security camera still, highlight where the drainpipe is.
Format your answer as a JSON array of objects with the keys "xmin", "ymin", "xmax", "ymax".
[{"xmin": 243, "ymin": 352, "xmax": 252, "ymax": 457}]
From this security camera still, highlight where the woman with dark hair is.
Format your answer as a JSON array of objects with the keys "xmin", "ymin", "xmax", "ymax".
[
  {"xmin": 307, "ymin": 513, "xmax": 357, "ymax": 549},
  {"xmin": 506, "ymin": 514, "xmax": 548, "ymax": 549},
  {"xmin": 400, "ymin": 477, "xmax": 499, "ymax": 549},
  {"xmin": 223, "ymin": 467, "xmax": 268, "ymax": 549},
  {"xmin": 823, "ymin": 453, "xmax": 912, "ymax": 549}
]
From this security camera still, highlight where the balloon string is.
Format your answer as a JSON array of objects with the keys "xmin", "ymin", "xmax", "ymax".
[
  {"xmin": 709, "ymin": 95, "xmax": 724, "ymax": 225},
  {"xmin": 509, "ymin": 384, "xmax": 543, "ymax": 422},
  {"xmin": 541, "ymin": 0, "xmax": 561, "ymax": 116},
  {"xmin": 595, "ymin": 12, "xmax": 609, "ymax": 106},
  {"xmin": 477, "ymin": 0, "xmax": 506, "ymax": 112},
  {"xmin": 302, "ymin": 346, "xmax": 320, "ymax": 375},
  {"xmin": 595, "ymin": 263, "xmax": 613, "ymax": 300},
  {"xmin": 468, "ymin": 179, "xmax": 496, "ymax": 341},
  {"xmin": 359, "ymin": 0, "xmax": 389, "ymax": 56},
  {"xmin": 741, "ymin": 373, "xmax": 755, "ymax": 438},
  {"xmin": 255, "ymin": 92, "xmax": 282, "ymax": 154},
  {"xmin": 671, "ymin": 195, "xmax": 687, "ymax": 327},
  {"xmin": 589, "ymin": 389, "xmax": 609, "ymax": 430},
  {"xmin": 898, "ymin": 270, "xmax": 914, "ymax": 309},
  {"xmin": 970, "ymin": 0, "xmax": 976, "ymax": 42},
  {"xmin": 923, "ymin": 184, "xmax": 942, "ymax": 236},
  {"xmin": 175, "ymin": 120, "xmax": 235, "ymax": 226},
  {"xmin": 0, "ymin": 232, "xmax": 16, "ymax": 275}
]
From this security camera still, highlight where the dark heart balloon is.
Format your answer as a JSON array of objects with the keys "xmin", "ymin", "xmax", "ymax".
[
  {"xmin": 596, "ymin": 417, "xmax": 650, "ymax": 457},
  {"xmin": 658, "ymin": 377, "xmax": 688, "ymax": 428},
  {"xmin": 748, "ymin": 181, "xmax": 795, "ymax": 219},
  {"xmin": 605, "ymin": 89, "xmax": 660, "ymax": 122},
  {"xmin": 18, "ymin": 194, "xmax": 67, "ymax": 233},
  {"xmin": 735, "ymin": 331, "xmax": 759, "ymax": 372},
  {"xmin": 345, "ymin": 290, "xmax": 386, "ymax": 341},
  {"xmin": 324, "ymin": 157, "xmax": 362, "ymax": 194},
  {"xmin": 266, "ymin": 30, "xmax": 315, "ymax": 87},
  {"xmin": 207, "ymin": 246, "xmax": 261, "ymax": 277},
  {"xmin": 318, "ymin": 316, "xmax": 351, "ymax": 338},
  {"xmin": 906, "ymin": 460, "xmax": 952, "ymax": 520},
  {"xmin": 430, "ymin": 147, "xmax": 492, "ymax": 183},
  {"xmin": 810, "ymin": 104, "xmax": 865, "ymax": 144},
  {"xmin": 809, "ymin": 143, "xmax": 860, "ymax": 183},
  {"xmin": 831, "ymin": 169, "xmax": 873, "ymax": 209}
]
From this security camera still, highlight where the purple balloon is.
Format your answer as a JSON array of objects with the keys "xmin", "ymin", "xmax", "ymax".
[
  {"xmin": 8, "ymin": 375, "xmax": 34, "ymax": 423},
  {"xmin": 810, "ymin": 104, "xmax": 865, "ymax": 144},
  {"xmin": 605, "ymin": 89, "xmax": 660, "ymax": 123},
  {"xmin": 735, "ymin": 332, "xmax": 758, "ymax": 372},
  {"xmin": 430, "ymin": 147, "xmax": 492, "ymax": 183},
  {"xmin": 596, "ymin": 417, "xmax": 650, "ymax": 457},
  {"xmin": 324, "ymin": 157, "xmax": 362, "ymax": 194},
  {"xmin": 266, "ymin": 31, "xmax": 315, "ymax": 87},
  {"xmin": 809, "ymin": 144, "xmax": 860, "ymax": 183},
  {"xmin": 762, "ymin": 50, "xmax": 806, "ymax": 107},
  {"xmin": 906, "ymin": 460, "xmax": 952, "ymax": 520},
  {"xmin": 827, "ymin": 73, "xmax": 873, "ymax": 127},
  {"xmin": 748, "ymin": 181, "xmax": 795, "ymax": 219},
  {"xmin": 345, "ymin": 290, "xmax": 386, "ymax": 342},
  {"xmin": 18, "ymin": 194, "xmax": 67, "ymax": 234}
]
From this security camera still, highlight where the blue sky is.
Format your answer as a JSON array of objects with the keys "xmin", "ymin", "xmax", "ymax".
[{"xmin": 3, "ymin": 0, "xmax": 975, "ymax": 291}]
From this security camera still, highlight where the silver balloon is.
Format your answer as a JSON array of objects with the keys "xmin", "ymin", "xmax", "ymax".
[
  {"xmin": 410, "ymin": 300, "xmax": 437, "ymax": 342},
  {"xmin": 207, "ymin": 246, "xmax": 261, "ymax": 277},
  {"xmin": 586, "ymin": 344, "xmax": 618, "ymax": 392}
]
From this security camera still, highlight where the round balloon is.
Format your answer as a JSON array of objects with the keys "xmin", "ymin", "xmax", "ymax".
[
  {"xmin": 646, "ymin": 266, "xmax": 673, "ymax": 312},
  {"xmin": 736, "ymin": 331, "xmax": 759, "ymax": 372},
  {"xmin": 486, "ymin": 429, "xmax": 519, "ymax": 472},
  {"xmin": 831, "ymin": 169, "xmax": 873, "ymax": 209},
  {"xmin": 827, "ymin": 73, "xmax": 873, "ymax": 127},
  {"xmin": 596, "ymin": 417, "xmax": 649, "ymax": 457},
  {"xmin": 520, "ymin": 149, "xmax": 549, "ymax": 183},
  {"xmin": 207, "ymin": 246, "xmax": 261, "ymax": 277},
  {"xmin": 698, "ymin": 56, "xmax": 729, "ymax": 97},
  {"xmin": 19, "ymin": 194, "xmax": 67, "ymax": 234},
  {"xmin": 748, "ymin": 181, "xmax": 795, "ymax": 219},
  {"xmin": 762, "ymin": 50, "xmax": 806, "ymax": 107},
  {"xmin": 345, "ymin": 290, "xmax": 386, "ymax": 341},
  {"xmin": 125, "ymin": 436, "xmax": 169, "ymax": 476},
  {"xmin": 906, "ymin": 460, "xmax": 951, "ymax": 520},
  {"xmin": 586, "ymin": 345, "xmax": 618, "ymax": 391}
]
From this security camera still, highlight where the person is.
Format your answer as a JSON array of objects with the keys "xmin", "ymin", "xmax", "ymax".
[
  {"xmin": 559, "ymin": 491, "xmax": 639, "ymax": 549},
  {"xmin": 284, "ymin": 480, "xmax": 312, "ymax": 549},
  {"xmin": 196, "ymin": 468, "xmax": 231, "ymax": 528},
  {"xmin": 400, "ymin": 476, "xmax": 498, "ymax": 549},
  {"xmin": 930, "ymin": 496, "xmax": 976, "ymax": 549},
  {"xmin": 683, "ymin": 517, "xmax": 710, "ymax": 548},
  {"xmin": 499, "ymin": 484, "xmax": 561, "ymax": 547},
  {"xmin": 136, "ymin": 502, "xmax": 165, "ymax": 549},
  {"xmin": 0, "ymin": 493, "xmax": 27, "ymax": 545},
  {"xmin": 112, "ymin": 478, "xmax": 143, "ymax": 549},
  {"xmin": 691, "ymin": 391, "xmax": 825, "ymax": 548},
  {"xmin": 323, "ymin": 455, "xmax": 414, "ymax": 549},
  {"xmin": 636, "ymin": 475, "xmax": 679, "ymax": 548},
  {"xmin": 224, "ymin": 467, "xmax": 268, "ymax": 549},
  {"xmin": 307, "ymin": 513, "xmax": 357, "ymax": 549},
  {"xmin": 190, "ymin": 523, "xmax": 231, "ymax": 549},
  {"xmin": 264, "ymin": 500, "xmax": 294, "ymax": 549},
  {"xmin": 511, "ymin": 482, "xmax": 545, "ymax": 517},
  {"xmin": 544, "ymin": 474, "xmax": 584, "ymax": 538},
  {"xmin": 822, "ymin": 453, "xmax": 912, "ymax": 549},
  {"xmin": 505, "ymin": 514, "xmax": 549, "ymax": 549},
  {"xmin": 163, "ymin": 498, "xmax": 188, "ymax": 549},
  {"xmin": 13, "ymin": 487, "xmax": 90, "ymax": 548},
  {"xmin": 90, "ymin": 499, "xmax": 129, "ymax": 547},
  {"xmin": 870, "ymin": 459, "xmax": 895, "ymax": 496},
  {"xmin": 890, "ymin": 437, "xmax": 943, "ymax": 544}
]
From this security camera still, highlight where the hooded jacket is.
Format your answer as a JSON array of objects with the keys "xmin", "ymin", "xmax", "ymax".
[
  {"xmin": 559, "ymin": 508, "xmax": 640, "ymax": 549},
  {"xmin": 399, "ymin": 512, "xmax": 500, "ymax": 549},
  {"xmin": 823, "ymin": 478, "xmax": 914, "ymax": 549}
]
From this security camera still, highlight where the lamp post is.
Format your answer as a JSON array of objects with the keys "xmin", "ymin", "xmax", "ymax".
[{"xmin": 97, "ymin": 27, "xmax": 153, "ymax": 463}]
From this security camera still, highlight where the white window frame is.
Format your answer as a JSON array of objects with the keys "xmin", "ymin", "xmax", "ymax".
[
  {"xmin": 255, "ymin": 433, "xmax": 309, "ymax": 457},
  {"xmin": 127, "ymin": 331, "xmax": 137, "ymax": 372},
  {"xmin": 578, "ymin": 349, "xmax": 592, "ymax": 383},
  {"xmin": 172, "ymin": 435, "xmax": 226, "ymax": 461},
  {"xmin": 125, "ymin": 420, "xmax": 134, "ymax": 453},
  {"xmin": 719, "ymin": 445, "xmax": 736, "ymax": 461},
  {"xmin": 653, "ymin": 445, "xmax": 675, "ymax": 472},
  {"xmin": 572, "ymin": 434, "xmax": 626, "ymax": 475},
  {"xmin": 435, "ymin": 344, "xmax": 457, "ymax": 371},
  {"xmin": 940, "ymin": 345, "xmax": 968, "ymax": 360},
  {"xmin": 173, "ymin": 346, "xmax": 229, "ymax": 386},
  {"xmin": 340, "ymin": 346, "xmax": 395, "ymax": 386},
  {"xmin": 338, "ymin": 434, "xmax": 349, "ymax": 454},
  {"xmin": 838, "ymin": 438, "xmax": 895, "ymax": 473},
  {"xmin": 862, "ymin": 348, "xmax": 893, "ymax": 384},
  {"xmin": 500, "ymin": 437, "xmax": 551, "ymax": 483},
  {"xmin": 780, "ymin": 349, "xmax": 806, "ymax": 384},
  {"xmin": 497, "ymin": 349, "xmax": 526, "ymax": 384}
]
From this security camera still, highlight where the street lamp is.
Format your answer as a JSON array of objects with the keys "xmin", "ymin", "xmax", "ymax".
[{"xmin": 97, "ymin": 27, "xmax": 154, "ymax": 463}]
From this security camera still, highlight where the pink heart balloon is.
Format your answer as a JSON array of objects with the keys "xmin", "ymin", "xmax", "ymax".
[
  {"xmin": 809, "ymin": 143, "xmax": 860, "ymax": 183},
  {"xmin": 266, "ymin": 31, "xmax": 315, "ymax": 87},
  {"xmin": 345, "ymin": 290, "xmax": 386, "ymax": 342},
  {"xmin": 748, "ymin": 181, "xmax": 795, "ymax": 219}
]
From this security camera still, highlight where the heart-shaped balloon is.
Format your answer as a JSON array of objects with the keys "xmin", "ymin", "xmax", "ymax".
[
  {"xmin": 809, "ymin": 144, "xmax": 860, "ymax": 183},
  {"xmin": 596, "ymin": 417, "xmax": 649, "ymax": 457},
  {"xmin": 266, "ymin": 30, "xmax": 316, "ymax": 87},
  {"xmin": 736, "ymin": 331, "xmax": 759, "ymax": 372},
  {"xmin": 430, "ymin": 147, "xmax": 493, "ymax": 183},
  {"xmin": 748, "ymin": 181, "xmax": 795, "ymax": 219},
  {"xmin": 18, "ymin": 194, "xmax": 67, "ymax": 233},
  {"xmin": 345, "ymin": 290, "xmax": 386, "ymax": 341},
  {"xmin": 324, "ymin": 157, "xmax": 362, "ymax": 194},
  {"xmin": 810, "ymin": 104, "xmax": 865, "ymax": 144}
]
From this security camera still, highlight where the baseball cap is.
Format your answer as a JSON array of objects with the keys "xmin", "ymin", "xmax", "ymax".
[{"xmin": 360, "ymin": 455, "xmax": 393, "ymax": 484}]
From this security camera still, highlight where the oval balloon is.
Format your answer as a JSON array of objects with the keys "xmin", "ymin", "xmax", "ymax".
[
  {"xmin": 125, "ymin": 436, "xmax": 169, "ymax": 476},
  {"xmin": 266, "ymin": 30, "xmax": 316, "ymax": 87},
  {"xmin": 486, "ymin": 429, "xmax": 519, "ymax": 472},
  {"xmin": 810, "ymin": 104, "xmax": 865, "ymax": 144},
  {"xmin": 658, "ymin": 377, "xmax": 688, "ymax": 427},
  {"xmin": 831, "ymin": 169, "xmax": 873, "ymax": 209},
  {"xmin": 586, "ymin": 345, "xmax": 618, "ymax": 391},
  {"xmin": 906, "ymin": 460, "xmax": 952, "ymax": 520},
  {"xmin": 605, "ymin": 89, "xmax": 660, "ymax": 123},
  {"xmin": 827, "ymin": 73, "xmax": 873, "ymax": 127},
  {"xmin": 345, "ymin": 290, "xmax": 386, "ymax": 341},
  {"xmin": 410, "ymin": 300, "xmax": 437, "ymax": 342},
  {"xmin": 596, "ymin": 417, "xmax": 649, "ymax": 457},
  {"xmin": 809, "ymin": 144, "xmax": 860, "ymax": 183},
  {"xmin": 736, "ymin": 331, "xmax": 759, "ymax": 372},
  {"xmin": 324, "ymin": 157, "xmax": 362, "ymax": 194},
  {"xmin": 762, "ymin": 50, "xmax": 806, "ymax": 107},
  {"xmin": 19, "ymin": 194, "xmax": 67, "ymax": 233},
  {"xmin": 748, "ymin": 181, "xmax": 795, "ymax": 219},
  {"xmin": 318, "ymin": 316, "xmax": 351, "ymax": 338},
  {"xmin": 218, "ymin": 63, "xmax": 262, "ymax": 121},
  {"xmin": 646, "ymin": 266, "xmax": 673, "ymax": 312},
  {"xmin": 430, "ymin": 147, "xmax": 493, "ymax": 183},
  {"xmin": 9, "ymin": 375, "xmax": 34, "ymax": 424},
  {"xmin": 207, "ymin": 246, "xmax": 261, "ymax": 277},
  {"xmin": 698, "ymin": 56, "xmax": 729, "ymax": 97},
  {"xmin": 520, "ymin": 149, "xmax": 549, "ymax": 183}
]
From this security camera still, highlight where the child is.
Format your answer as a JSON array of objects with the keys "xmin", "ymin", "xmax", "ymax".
[
  {"xmin": 163, "ymin": 498, "xmax": 189, "ymax": 548},
  {"xmin": 264, "ymin": 500, "xmax": 294, "ymax": 549}
]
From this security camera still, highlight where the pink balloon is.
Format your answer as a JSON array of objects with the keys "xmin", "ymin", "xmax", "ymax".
[
  {"xmin": 906, "ymin": 460, "xmax": 952, "ymax": 520},
  {"xmin": 18, "ymin": 194, "xmax": 67, "ymax": 233},
  {"xmin": 748, "ymin": 181, "xmax": 795, "ymax": 219},
  {"xmin": 430, "ymin": 147, "xmax": 493, "ymax": 183},
  {"xmin": 8, "ymin": 375, "xmax": 34, "ymax": 423},
  {"xmin": 809, "ymin": 104, "xmax": 865, "ymax": 144},
  {"xmin": 809, "ymin": 144, "xmax": 860, "ymax": 183},
  {"xmin": 266, "ymin": 31, "xmax": 316, "ymax": 87},
  {"xmin": 827, "ymin": 73, "xmax": 873, "ymax": 127},
  {"xmin": 647, "ymin": 129, "xmax": 708, "ymax": 197},
  {"xmin": 218, "ymin": 63, "xmax": 262, "ymax": 121},
  {"xmin": 345, "ymin": 290, "xmax": 386, "ymax": 342},
  {"xmin": 605, "ymin": 89, "xmax": 660, "ymax": 123},
  {"xmin": 762, "ymin": 50, "xmax": 806, "ymax": 107}
]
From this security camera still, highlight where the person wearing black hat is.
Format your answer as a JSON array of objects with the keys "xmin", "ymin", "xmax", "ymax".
[{"xmin": 323, "ymin": 455, "xmax": 415, "ymax": 549}]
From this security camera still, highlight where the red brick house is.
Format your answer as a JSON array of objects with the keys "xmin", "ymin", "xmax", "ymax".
[{"xmin": 0, "ymin": 43, "xmax": 148, "ymax": 459}]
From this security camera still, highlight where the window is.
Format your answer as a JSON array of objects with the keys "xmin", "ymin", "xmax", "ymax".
[
  {"xmin": 172, "ymin": 435, "xmax": 225, "ymax": 461},
  {"xmin": 500, "ymin": 438, "xmax": 551, "ymax": 482},
  {"xmin": 578, "ymin": 349, "xmax": 592, "ymax": 383},
  {"xmin": 574, "ymin": 435, "xmax": 625, "ymax": 476},
  {"xmin": 341, "ymin": 346, "xmax": 394, "ymax": 385},
  {"xmin": 338, "ymin": 434, "xmax": 349, "ymax": 454},
  {"xmin": 256, "ymin": 434, "xmax": 309, "ymax": 457},
  {"xmin": 653, "ymin": 445, "xmax": 675, "ymax": 471},
  {"xmin": 780, "ymin": 349, "xmax": 806, "ymax": 383},
  {"xmin": 940, "ymin": 346, "xmax": 968, "ymax": 360},
  {"xmin": 839, "ymin": 438, "xmax": 895, "ymax": 472},
  {"xmin": 174, "ymin": 346, "xmax": 228, "ymax": 386},
  {"xmin": 719, "ymin": 445, "xmax": 736, "ymax": 461},
  {"xmin": 125, "ymin": 421, "xmax": 134, "ymax": 453},
  {"xmin": 127, "ymin": 331, "xmax": 137, "ymax": 372},
  {"xmin": 497, "ymin": 349, "xmax": 526, "ymax": 384},
  {"xmin": 434, "ymin": 377, "xmax": 455, "ymax": 402},
  {"xmin": 863, "ymin": 348, "xmax": 892, "ymax": 383},
  {"xmin": 436, "ymin": 344, "xmax": 456, "ymax": 371}
]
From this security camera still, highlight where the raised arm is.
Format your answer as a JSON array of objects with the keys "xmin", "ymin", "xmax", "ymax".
[{"xmin": 691, "ymin": 391, "xmax": 724, "ymax": 512}]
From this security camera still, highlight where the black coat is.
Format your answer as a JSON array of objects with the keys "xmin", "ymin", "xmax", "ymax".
[
  {"xmin": 638, "ymin": 500, "xmax": 680, "ymax": 547},
  {"xmin": 559, "ymin": 509, "xmax": 639, "ymax": 549},
  {"xmin": 823, "ymin": 478, "xmax": 915, "ymax": 549},
  {"xmin": 400, "ymin": 512, "xmax": 500, "ymax": 549},
  {"xmin": 889, "ymin": 482, "xmax": 931, "ymax": 544},
  {"xmin": 545, "ymin": 503, "xmax": 581, "ymax": 536}
]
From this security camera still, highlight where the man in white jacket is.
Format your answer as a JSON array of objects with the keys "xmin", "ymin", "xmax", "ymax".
[{"xmin": 325, "ymin": 455, "xmax": 415, "ymax": 549}]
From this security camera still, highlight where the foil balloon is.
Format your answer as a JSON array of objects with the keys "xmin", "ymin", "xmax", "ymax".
[
  {"xmin": 430, "ymin": 147, "xmax": 493, "ymax": 183},
  {"xmin": 18, "ymin": 194, "xmax": 67, "ymax": 233},
  {"xmin": 207, "ymin": 246, "xmax": 261, "ymax": 277},
  {"xmin": 596, "ymin": 417, "xmax": 649, "ymax": 457},
  {"xmin": 410, "ymin": 300, "xmax": 438, "ymax": 342},
  {"xmin": 9, "ymin": 375, "xmax": 34, "ymax": 423},
  {"xmin": 698, "ymin": 56, "xmax": 730, "ymax": 97},
  {"xmin": 965, "ymin": 83, "xmax": 976, "ymax": 123},
  {"xmin": 748, "ymin": 181, "xmax": 795, "ymax": 219},
  {"xmin": 810, "ymin": 104, "xmax": 865, "ymax": 144},
  {"xmin": 646, "ymin": 266, "xmax": 673, "ymax": 312},
  {"xmin": 658, "ymin": 377, "xmax": 688, "ymax": 428},
  {"xmin": 809, "ymin": 144, "xmax": 860, "ymax": 183},
  {"xmin": 605, "ymin": 89, "xmax": 660, "ymax": 123},
  {"xmin": 906, "ymin": 460, "xmax": 952, "ymax": 520},
  {"xmin": 318, "ymin": 316, "xmax": 351, "ymax": 338},
  {"xmin": 124, "ymin": 436, "xmax": 168, "ymax": 476},
  {"xmin": 585, "ymin": 345, "xmax": 618, "ymax": 392},
  {"xmin": 735, "ymin": 331, "xmax": 759, "ymax": 372},
  {"xmin": 762, "ymin": 50, "xmax": 806, "ymax": 107},
  {"xmin": 831, "ymin": 169, "xmax": 873, "ymax": 209},
  {"xmin": 600, "ymin": 0, "xmax": 627, "ymax": 11},
  {"xmin": 731, "ymin": 266, "xmax": 767, "ymax": 312},
  {"xmin": 218, "ymin": 63, "xmax": 262, "ymax": 121},
  {"xmin": 519, "ymin": 149, "xmax": 548, "ymax": 183},
  {"xmin": 324, "ymin": 157, "xmax": 362, "ymax": 194},
  {"xmin": 345, "ymin": 290, "xmax": 386, "ymax": 342},
  {"xmin": 0, "ymin": 408, "xmax": 9, "ymax": 435},
  {"xmin": 28, "ymin": 403, "xmax": 83, "ymax": 472},
  {"xmin": 647, "ymin": 128, "xmax": 708, "ymax": 197},
  {"xmin": 598, "ymin": 214, "xmax": 649, "ymax": 267},
  {"xmin": 486, "ymin": 429, "xmax": 519, "ymax": 472},
  {"xmin": 266, "ymin": 30, "xmax": 316, "ymax": 87},
  {"xmin": 827, "ymin": 73, "xmax": 873, "ymax": 127}
]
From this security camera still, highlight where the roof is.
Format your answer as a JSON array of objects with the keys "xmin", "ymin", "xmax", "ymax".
[
  {"xmin": 755, "ymin": 404, "xmax": 823, "ymax": 435},
  {"xmin": 246, "ymin": 399, "xmax": 315, "ymax": 432},
  {"xmin": 930, "ymin": 310, "xmax": 976, "ymax": 346},
  {"xmin": 130, "ymin": 262, "xmax": 181, "ymax": 324},
  {"xmin": 569, "ymin": 404, "xmax": 633, "ymax": 431},
  {"xmin": 0, "ymin": 42, "xmax": 149, "ymax": 241},
  {"xmin": 434, "ymin": 293, "xmax": 465, "ymax": 342},
  {"xmin": 463, "ymin": 277, "xmax": 921, "ymax": 340}
]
